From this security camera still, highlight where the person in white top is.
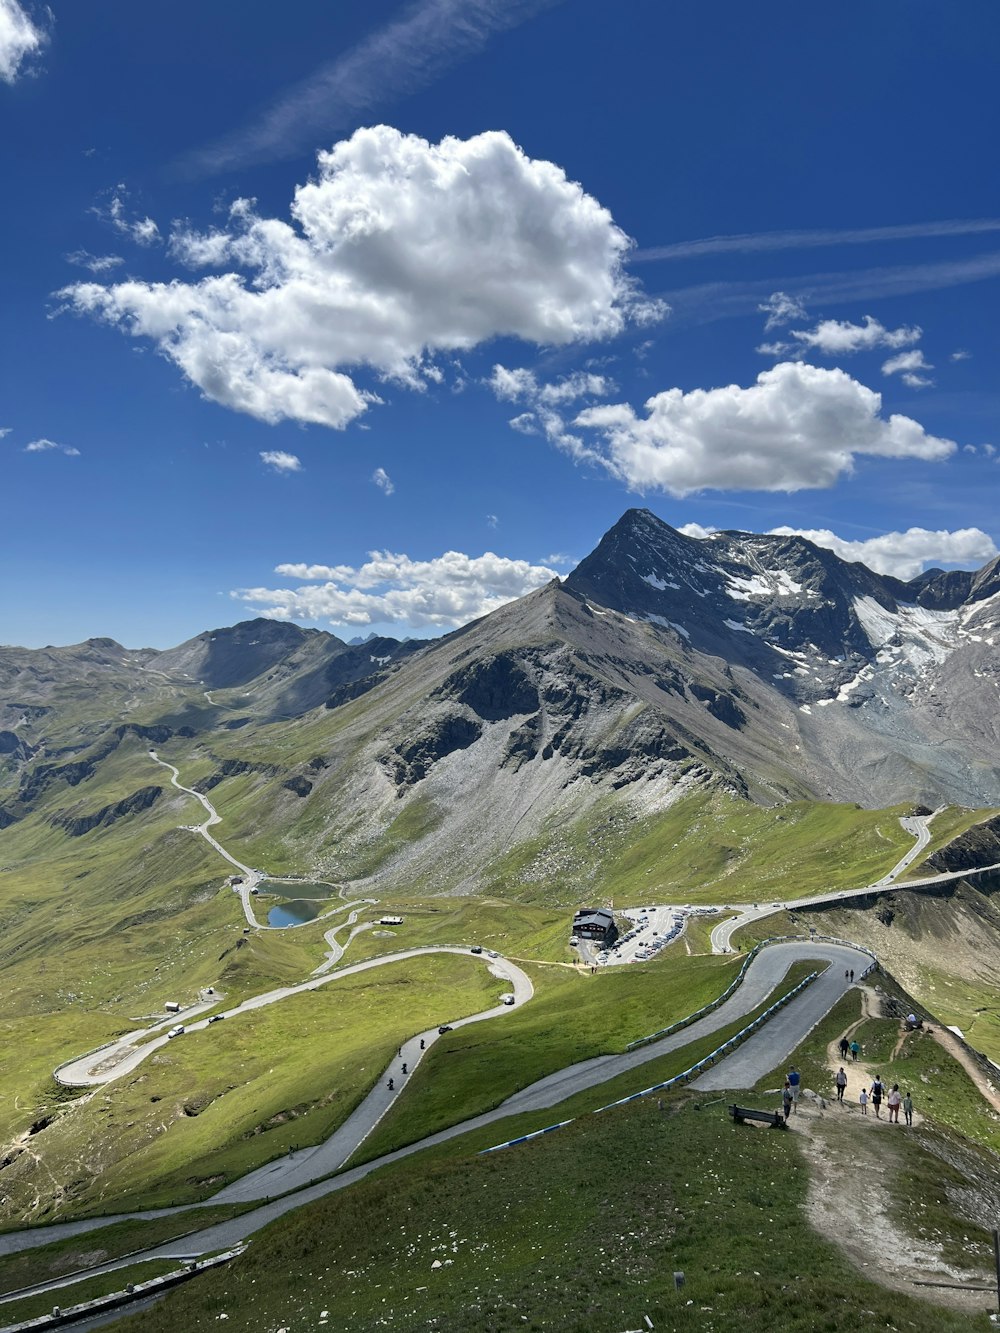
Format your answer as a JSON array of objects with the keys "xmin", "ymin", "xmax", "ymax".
[{"xmin": 887, "ymin": 1083, "xmax": 902, "ymax": 1123}]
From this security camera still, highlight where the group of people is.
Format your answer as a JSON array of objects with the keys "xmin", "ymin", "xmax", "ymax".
[
  {"xmin": 854, "ymin": 1073, "xmax": 913, "ymax": 1124},
  {"xmin": 781, "ymin": 1060, "xmax": 914, "ymax": 1125}
]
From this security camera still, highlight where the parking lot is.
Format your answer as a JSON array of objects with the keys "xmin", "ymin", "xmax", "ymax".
[{"xmin": 587, "ymin": 903, "xmax": 722, "ymax": 966}]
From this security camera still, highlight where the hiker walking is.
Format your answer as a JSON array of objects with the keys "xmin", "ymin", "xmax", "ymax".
[
  {"xmin": 835, "ymin": 1066, "xmax": 848, "ymax": 1103},
  {"xmin": 839, "ymin": 1035, "xmax": 850, "ymax": 1060},
  {"xmin": 849, "ymin": 1039, "xmax": 860, "ymax": 1061},
  {"xmin": 849, "ymin": 969, "xmax": 855, "ymax": 982},
  {"xmin": 401, "ymin": 1062, "xmax": 408, "ymax": 1075},
  {"xmin": 902, "ymin": 1091, "xmax": 914, "ymax": 1126},
  {"xmin": 786, "ymin": 1065, "xmax": 801, "ymax": 1111},
  {"xmin": 887, "ymin": 1084, "xmax": 902, "ymax": 1123},
  {"xmin": 859, "ymin": 1087, "xmax": 869, "ymax": 1115},
  {"xmin": 870, "ymin": 1075, "xmax": 884, "ymax": 1118},
  {"xmin": 388, "ymin": 1077, "xmax": 394, "ymax": 1091},
  {"xmin": 782, "ymin": 1081, "xmax": 794, "ymax": 1122}
]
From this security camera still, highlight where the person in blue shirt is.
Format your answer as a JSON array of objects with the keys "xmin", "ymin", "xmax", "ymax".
[{"xmin": 787, "ymin": 1065, "xmax": 801, "ymax": 1111}]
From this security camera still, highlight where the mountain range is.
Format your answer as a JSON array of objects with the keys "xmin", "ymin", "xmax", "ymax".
[{"xmin": 3, "ymin": 509, "xmax": 999, "ymax": 892}]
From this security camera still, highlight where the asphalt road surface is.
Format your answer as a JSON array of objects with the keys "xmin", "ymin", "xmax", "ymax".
[{"xmin": 2, "ymin": 938, "xmax": 867, "ymax": 1279}]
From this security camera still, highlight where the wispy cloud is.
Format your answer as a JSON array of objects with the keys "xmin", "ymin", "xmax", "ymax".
[
  {"xmin": 0, "ymin": 0, "xmax": 49, "ymax": 85},
  {"xmin": 633, "ymin": 218, "xmax": 1000, "ymax": 263},
  {"xmin": 25, "ymin": 438, "xmax": 80, "ymax": 456},
  {"xmin": 178, "ymin": 0, "xmax": 566, "ymax": 177},
  {"xmin": 660, "ymin": 252, "xmax": 1000, "ymax": 328},
  {"xmin": 91, "ymin": 186, "xmax": 160, "ymax": 247},
  {"xmin": 758, "ymin": 291, "xmax": 806, "ymax": 330},
  {"xmin": 373, "ymin": 466, "xmax": 395, "ymax": 495},
  {"xmin": 66, "ymin": 250, "xmax": 124, "ymax": 274}
]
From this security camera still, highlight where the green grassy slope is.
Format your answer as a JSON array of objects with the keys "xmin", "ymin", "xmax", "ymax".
[{"xmin": 114, "ymin": 1092, "xmax": 988, "ymax": 1333}]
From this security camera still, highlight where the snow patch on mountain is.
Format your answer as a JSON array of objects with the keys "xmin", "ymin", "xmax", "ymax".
[
  {"xmin": 725, "ymin": 569, "xmax": 804, "ymax": 600},
  {"xmin": 647, "ymin": 614, "xmax": 689, "ymax": 639},
  {"xmin": 853, "ymin": 596, "xmax": 961, "ymax": 667}
]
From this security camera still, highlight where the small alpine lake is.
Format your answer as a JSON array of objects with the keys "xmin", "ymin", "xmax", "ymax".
[{"xmin": 260, "ymin": 879, "xmax": 336, "ymax": 928}]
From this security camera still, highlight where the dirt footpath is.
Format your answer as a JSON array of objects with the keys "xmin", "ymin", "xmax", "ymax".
[
  {"xmin": 792, "ymin": 1101, "xmax": 990, "ymax": 1315},
  {"xmin": 789, "ymin": 983, "xmax": 997, "ymax": 1313}
]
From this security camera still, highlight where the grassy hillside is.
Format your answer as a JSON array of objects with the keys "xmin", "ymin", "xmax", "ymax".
[{"xmin": 112, "ymin": 1089, "xmax": 992, "ymax": 1332}]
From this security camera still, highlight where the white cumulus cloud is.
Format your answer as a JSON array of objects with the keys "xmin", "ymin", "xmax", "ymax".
[
  {"xmin": 768, "ymin": 525, "xmax": 998, "ymax": 581},
  {"xmin": 235, "ymin": 548, "xmax": 560, "ymax": 630},
  {"xmin": 488, "ymin": 364, "xmax": 615, "ymax": 406},
  {"xmin": 0, "ymin": 0, "xmax": 47, "ymax": 84},
  {"xmin": 62, "ymin": 127, "xmax": 661, "ymax": 432},
  {"xmin": 573, "ymin": 362, "xmax": 956, "ymax": 496},
  {"xmin": 882, "ymin": 348, "xmax": 934, "ymax": 388},
  {"xmin": 790, "ymin": 315, "xmax": 921, "ymax": 355},
  {"xmin": 260, "ymin": 449, "xmax": 301, "ymax": 472}
]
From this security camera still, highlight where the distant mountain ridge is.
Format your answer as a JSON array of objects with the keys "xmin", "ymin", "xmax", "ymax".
[{"xmin": 2, "ymin": 510, "xmax": 999, "ymax": 893}]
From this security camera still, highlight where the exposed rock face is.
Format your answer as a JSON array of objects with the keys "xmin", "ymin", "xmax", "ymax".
[
  {"xmin": 559, "ymin": 508, "xmax": 1000, "ymax": 807},
  {"xmin": 196, "ymin": 757, "xmax": 276, "ymax": 793},
  {"xmin": 927, "ymin": 816, "xmax": 1000, "ymax": 876},
  {"xmin": 388, "ymin": 715, "xmax": 483, "ymax": 789},
  {"xmin": 51, "ymin": 785, "xmax": 162, "ymax": 837},
  {"xmin": 434, "ymin": 653, "xmax": 540, "ymax": 721},
  {"xmin": 0, "ymin": 731, "xmax": 32, "ymax": 760},
  {"xmin": 283, "ymin": 776, "xmax": 313, "ymax": 798}
]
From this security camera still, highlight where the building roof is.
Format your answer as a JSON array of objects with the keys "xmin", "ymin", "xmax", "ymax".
[{"xmin": 574, "ymin": 910, "xmax": 614, "ymax": 930}]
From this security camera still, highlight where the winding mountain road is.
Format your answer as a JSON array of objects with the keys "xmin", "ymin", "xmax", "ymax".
[
  {"xmin": 55, "ymin": 946, "xmax": 532, "ymax": 1089},
  {"xmin": 18, "ymin": 764, "xmax": 1000, "ymax": 1319},
  {"xmin": 1, "ymin": 938, "xmax": 869, "ymax": 1280},
  {"xmin": 709, "ymin": 810, "xmax": 1000, "ymax": 953},
  {"xmin": 148, "ymin": 750, "xmax": 261, "ymax": 926}
]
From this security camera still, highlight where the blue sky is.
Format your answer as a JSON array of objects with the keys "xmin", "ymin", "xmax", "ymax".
[{"xmin": 2, "ymin": 0, "xmax": 998, "ymax": 649}]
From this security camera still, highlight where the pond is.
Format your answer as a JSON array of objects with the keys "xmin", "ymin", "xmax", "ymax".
[{"xmin": 267, "ymin": 898, "xmax": 323, "ymax": 928}]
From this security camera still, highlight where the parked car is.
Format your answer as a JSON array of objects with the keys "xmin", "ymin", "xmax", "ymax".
[
  {"xmin": 167, "ymin": 1025, "xmax": 185, "ymax": 1039},
  {"xmin": 207, "ymin": 1014, "xmax": 225, "ymax": 1024}
]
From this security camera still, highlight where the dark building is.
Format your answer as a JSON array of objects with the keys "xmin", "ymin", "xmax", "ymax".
[{"xmin": 573, "ymin": 907, "xmax": 615, "ymax": 939}]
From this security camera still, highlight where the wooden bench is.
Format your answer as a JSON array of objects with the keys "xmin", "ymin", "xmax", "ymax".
[{"xmin": 729, "ymin": 1103, "xmax": 786, "ymax": 1129}]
